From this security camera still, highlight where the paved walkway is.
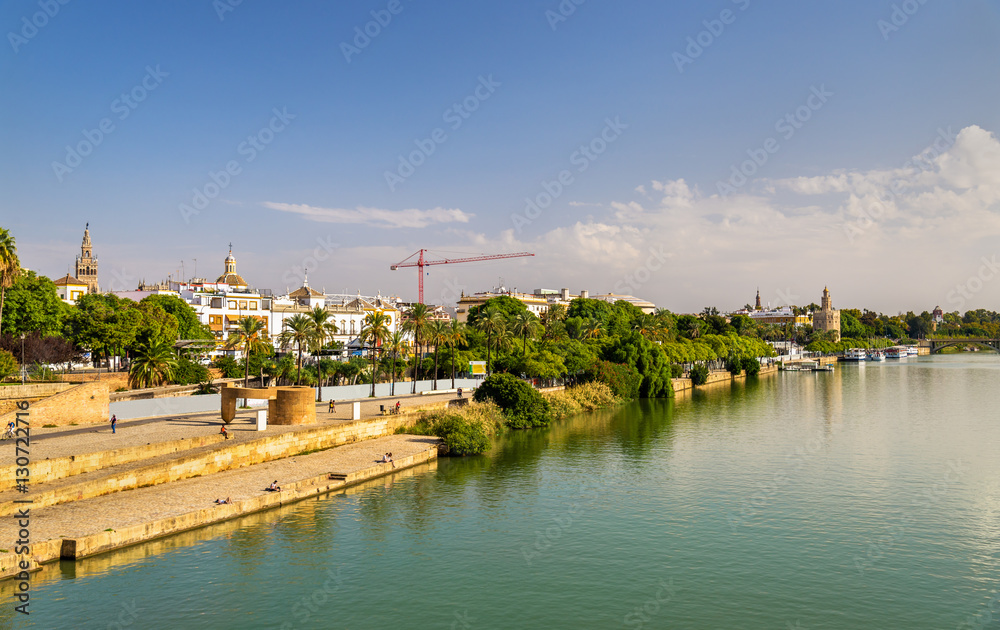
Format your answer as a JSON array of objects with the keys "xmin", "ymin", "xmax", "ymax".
[
  {"xmin": 3, "ymin": 390, "xmax": 464, "ymax": 465},
  {"xmin": 0, "ymin": 435, "xmax": 438, "ymax": 543}
]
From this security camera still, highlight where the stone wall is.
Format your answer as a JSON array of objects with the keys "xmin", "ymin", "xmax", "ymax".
[
  {"xmin": 0, "ymin": 381, "xmax": 110, "ymax": 428},
  {"xmin": 672, "ymin": 364, "xmax": 778, "ymax": 394},
  {"xmin": 0, "ymin": 383, "xmax": 72, "ymax": 400}
]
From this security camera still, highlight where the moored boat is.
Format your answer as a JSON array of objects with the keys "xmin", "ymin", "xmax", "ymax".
[
  {"xmin": 868, "ymin": 350, "xmax": 886, "ymax": 362},
  {"xmin": 886, "ymin": 347, "xmax": 907, "ymax": 359},
  {"xmin": 840, "ymin": 348, "xmax": 867, "ymax": 362}
]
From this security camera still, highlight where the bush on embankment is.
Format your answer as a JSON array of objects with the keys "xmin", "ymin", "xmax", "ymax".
[
  {"xmin": 405, "ymin": 401, "xmax": 505, "ymax": 456},
  {"xmin": 689, "ymin": 364, "xmax": 710, "ymax": 385},
  {"xmin": 544, "ymin": 382, "xmax": 619, "ymax": 421},
  {"xmin": 473, "ymin": 373, "xmax": 552, "ymax": 429},
  {"xmin": 583, "ymin": 360, "xmax": 641, "ymax": 400}
]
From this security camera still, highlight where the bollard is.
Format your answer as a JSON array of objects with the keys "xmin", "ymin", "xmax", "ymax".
[
  {"xmin": 256, "ymin": 409, "xmax": 267, "ymax": 431},
  {"xmin": 352, "ymin": 401, "xmax": 361, "ymax": 421}
]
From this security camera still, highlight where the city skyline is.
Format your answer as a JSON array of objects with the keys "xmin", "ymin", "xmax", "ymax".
[{"xmin": 3, "ymin": 1, "xmax": 1000, "ymax": 313}]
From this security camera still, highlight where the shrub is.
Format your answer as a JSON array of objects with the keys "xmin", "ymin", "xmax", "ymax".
[
  {"xmin": 172, "ymin": 357, "xmax": 210, "ymax": 385},
  {"xmin": 670, "ymin": 364, "xmax": 684, "ymax": 378},
  {"xmin": 544, "ymin": 382, "xmax": 618, "ymax": 421},
  {"xmin": 473, "ymin": 373, "xmax": 551, "ymax": 429},
  {"xmin": 0, "ymin": 350, "xmax": 18, "ymax": 381},
  {"xmin": 690, "ymin": 364, "xmax": 710, "ymax": 385},
  {"xmin": 584, "ymin": 360, "xmax": 641, "ymax": 400},
  {"xmin": 407, "ymin": 401, "xmax": 504, "ymax": 456},
  {"xmin": 212, "ymin": 356, "xmax": 241, "ymax": 379},
  {"xmin": 741, "ymin": 356, "xmax": 761, "ymax": 376}
]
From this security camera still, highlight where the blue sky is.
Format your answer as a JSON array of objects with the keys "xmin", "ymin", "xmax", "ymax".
[{"xmin": 2, "ymin": 0, "xmax": 1000, "ymax": 313}]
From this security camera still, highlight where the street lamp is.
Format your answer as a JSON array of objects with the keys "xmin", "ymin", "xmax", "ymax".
[{"xmin": 20, "ymin": 333, "xmax": 26, "ymax": 384}]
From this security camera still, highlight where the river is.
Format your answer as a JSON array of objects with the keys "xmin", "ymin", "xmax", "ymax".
[{"xmin": 8, "ymin": 354, "xmax": 1000, "ymax": 629}]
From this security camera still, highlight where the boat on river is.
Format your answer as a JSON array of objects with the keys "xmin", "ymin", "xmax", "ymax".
[
  {"xmin": 840, "ymin": 348, "xmax": 867, "ymax": 362},
  {"xmin": 868, "ymin": 350, "xmax": 886, "ymax": 362},
  {"xmin": 886, "ymin": 346, "xmax": 907, "ymax": 359}
]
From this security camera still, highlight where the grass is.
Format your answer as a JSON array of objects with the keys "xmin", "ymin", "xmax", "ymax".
[
  {"xmin": 42, "ymin": 424, "xmax": 56, "ymax": 428},
  {"xmin": 543, "ymin": 382, "xmax": 620, "ymax": 421}
]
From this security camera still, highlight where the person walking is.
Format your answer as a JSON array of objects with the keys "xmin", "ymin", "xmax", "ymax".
[
  {"xmin": 110, "ymin": 414, "xmax": 117, "ymax": 434},
  {"xmin": 329, "ymin": 400, "xmax": 336, "ymax": 413}
]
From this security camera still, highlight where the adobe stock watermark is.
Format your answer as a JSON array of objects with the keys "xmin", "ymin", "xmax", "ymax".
[
  {"xmin": 957, "ymin": 590, "xmax": 1000, "ymax": 630},
  {"xmin": 946, "ymin": 254, "xmax": 1000, "ymax": 311},
  {"xmin": 107, "ymin": 266, "xmax": 139, "ymax": 293},
  {"xmin": 510, "ymin": 116, "xmax": 627, "ymax": 233},
  {"xmin": 852, "ymin": 459, "xmax": 967, "ymax": 576},
  {"xmin": 51, "ymin": 65, "xmax": 169, "ymax": 183},
  {"xmin": 613, "ymin": 246, "xmax": 669, "ymax": 296},
  {"xmin": 842, "ymin": 126, "xmax": 956, "ymax": 243},
  {"xmin": 106, "ymin": 599, "xmax": 139, "ymax": 629},
  {"xmin": 520, "ymin": 478, "xmax": 600, "ymax": 565},
  {"xmin": 622, "ymin": 577, "xmax": 676, "ymax": 629},
  {"xmin": 279, "ymin": 567, "xmax": 346, "ymax": 629},
  {"xmin": 213, "ymin": 0, "xmax": 243, "ymax": 21},
  {"xmin": 449, "ymin": 609, "xmax": 474, "ymax": 630},
  {"xmin": 7, "ymin": 0, "xmax": 72, "ymax": 53},
  {"xmin": 280, "ymin": 235, "xmax": 339, "ymax": 287},
  {"xmin": 877, "ymin": 0, "xmax": 930, "ymax": 41},
  {"xmin": 716, "ymin": 85, "xmax": 832, "ymax": 197},
  {"xmin": 384, "ymin": 74, "xmax": 501, "ymax": 192},
  {"xmin": 545, "ymin": 0, "xmax": 586, "ymax": 31},
  {"xmin": 179, "ymin": 107, "xmax": 295, "ymax": 224},
  {"xmin": 340, "ymin": 0, "xmax": 406, "ymax": 63},
  {"xmin": 673, "ymin": 0, "xmax": 751, "ymax": 73}
]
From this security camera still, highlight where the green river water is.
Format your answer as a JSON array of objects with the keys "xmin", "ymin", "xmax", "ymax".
[{"xmin": 7, "ymin": 354, "xmax": 1000, "ymax": 629}]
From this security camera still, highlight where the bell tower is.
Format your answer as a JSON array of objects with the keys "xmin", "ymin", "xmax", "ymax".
[{"xmin": 74, "ymin": 223, "xmax": 99, "ymax": 293}]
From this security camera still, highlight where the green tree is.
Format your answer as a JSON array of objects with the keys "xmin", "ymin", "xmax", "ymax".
[
  {"xmin": 2, "ymin": 271, "xmax": 67, "ymax": 337},
  {"xmin": 128, "ymin": 340, "xmax": 177, "ymax": 389},
  {"xmin": 601, "ymin": 331, "xmax": 675, "ymax": 398},
  {"xmin": 0, "ymin": 228, "xmax": 20, "ymax": 336},
  {"xmin": 278, "ymin": 314, "xmax": 313, "ymax": 385},
  {"xmin": 225, "ymin": 316, "xmax": 270, "ymax": 389},
  {"xmin": 447, "ymin": 320, "xmax": 467, "ymax": 388},
  {"xmin": 473, "ymin": 372, "xmax": 551, "ymax": 429},
  {"xmin": 510, "ymin": 310, "xmax": 542, "ymax": 356},
  {"xmin": 0, "ymin": 348, "xmax": 17, "ymax": 381},
  {"xmin": 360, "ymin": 311, "xmax": 391, "ymax": 397},
  {"xmin": 306, "ymin": 305, "xmax": 338, "ymax": 401},
  {"xmin": 139, "ymin": 295, "xmax": 212, "ymax": 340},
  {"xmin": 467, "ymin": 296, "xmax": 527, "ymax": 322},
  {"xmin": 473, "ymin": 305, "xmax": 507, "ymax": 375},
  {"xmin": 403, "ymin": 303, "xmax": 430, "ymax": 392},
  {"xmin": 426, "ymin": 319, "xmax": 450, "ymax": 390}
]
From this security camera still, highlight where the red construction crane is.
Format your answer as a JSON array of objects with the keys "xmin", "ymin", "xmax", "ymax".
[{"xmin": 390, "ymin": 249, "xmax": 535, "ymax": 303}]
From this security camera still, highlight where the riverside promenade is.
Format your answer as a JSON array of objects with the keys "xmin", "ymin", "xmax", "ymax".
[{"xmin": 0, "ymin": 390, "xmax": 465, "ymax": 579}]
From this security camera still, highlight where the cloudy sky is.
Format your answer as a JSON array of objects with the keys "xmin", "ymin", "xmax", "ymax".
[{"xmin": 2, "ymin": 1, "xmax": 1000, "ymax": 314}]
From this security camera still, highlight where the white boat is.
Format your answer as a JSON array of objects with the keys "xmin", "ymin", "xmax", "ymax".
[
  {"xmin": 868, "ymin": 350, "xmax": 886, "ymax": 362},
  {"xmin": 814, "ymin": 364, "xmax": 835, "ymax": 372},
  {"xmin": 800, "ymin": 360, "xmax": 819, "ymax": 371},
  {"xmin": 841, "ymin": 348, "xmax": 867, "ymax": 362},
  {"xmin": 906, "ymin": 346, "xmax": 919, "ymax": 356},
  {"xmin": 886, "ymin": 347, "xmax": 906, "ymax": 359}
]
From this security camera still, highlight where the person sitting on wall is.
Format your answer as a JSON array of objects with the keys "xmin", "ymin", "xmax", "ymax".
[
  {"xmin": 267, "ymin": 481, "xmax": 281, "ymax": 492},
  {"xmin": 220, "ymin": 426, "xmax": 229, "ymax": 440}
]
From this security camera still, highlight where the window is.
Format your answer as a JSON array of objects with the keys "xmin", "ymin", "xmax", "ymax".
[
  {"xmin": 228, "ymin": 301, "xmax": 237, "ymax": 310},
  {"xmin": 351, "ymin": 320, "xmax": 356, "ymax": 334},
  {"xmin": 249, "ymin": 301, "xmax": 258, "ymax": 311},
  {"xmin": 212, "ymin": 298, "xmax": 222, "ymax": 308},
  {"xmin": 239, "ymin": 301, "xmax": 248, "ymax": 310}
]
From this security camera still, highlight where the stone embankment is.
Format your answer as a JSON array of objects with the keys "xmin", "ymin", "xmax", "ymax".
[
  {"xmin": 0, "ymin": 393, "xmax": 464, "ymax": 580},
  {"xmin": 671, "ymin": 364, "xmax": 778, "ymax": 394}
]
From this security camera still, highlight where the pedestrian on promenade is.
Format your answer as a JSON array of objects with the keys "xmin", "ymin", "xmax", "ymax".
[
  {"xmin": 220, "ymin": 425, "xmax": 229, "ymax": 440},
  {"xmin": 395, "ymin": 401, "xmax": 401, "ymax": 414},
  {"xmin": 329, "ymin": 400, "xmax": 336, "ymax": 413},
  {"xmin": 110, "ymin": 414, "xmax": 117, "ymax": 434}
]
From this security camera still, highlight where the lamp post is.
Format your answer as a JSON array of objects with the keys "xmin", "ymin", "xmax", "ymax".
[{"xmin": 20, "ymin": 333, "xmax": 25, "ymax": 384}]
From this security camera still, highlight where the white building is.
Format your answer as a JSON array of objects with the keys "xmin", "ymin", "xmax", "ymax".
[{"xmin": 53, "ymin": 274, "xmax": 89, "ymax": 304}]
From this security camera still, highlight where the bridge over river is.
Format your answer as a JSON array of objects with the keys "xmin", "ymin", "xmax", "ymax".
[{"xmin": 922, "ymin": 338, "xmax": 1000, "ymax": 353}]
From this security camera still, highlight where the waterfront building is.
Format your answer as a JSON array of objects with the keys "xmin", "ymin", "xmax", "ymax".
[
  {"xmin": 170, "ymin": 248, "xmax": 270, "ymax": 351},
  {"xmin": 456, "ymin": 284, "xmax": 551, "ymax": 322},
  {"xmin": 269, "ymin": 278, "xmax": 403, "ymax": 354},
  {"xmin": 53, "ymin": 274, "xmax": 89, "ymax": 304},
  {"xmin": 74, "ymin": 224, "xmax": 99, "ymax": 293},
  {"xmin": 812, "ymin": 286, "xmax": 841, "ymax": 341}
]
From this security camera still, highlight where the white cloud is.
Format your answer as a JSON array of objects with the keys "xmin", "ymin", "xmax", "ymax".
[{"xmin": 262, "ymin": 202, "xmax": 473, "ymax": 229}]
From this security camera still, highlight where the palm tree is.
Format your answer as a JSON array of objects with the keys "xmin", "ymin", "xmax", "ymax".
[
  {"xmin": 426, "ymin": 320, "xmax": 450, "ymax": 390},
  {"xmin": 224, "ymin": 316, "xmax": 270, "ymax": 390},
  {"xmin": 128, "ymin": 340, "xmax": 177, "ymax": 389},
  {"xmin": 277, "ymin": 314, "xmax": 313, "ymax": 385},
  {"xmin": 473, "ymin": 305, "xmax": 507, "ymax": 375},
  {"xmin": 403, "ymin": 303, "xmax": 430, "ymax": 393},
  {"xmin": 511, "ymin": 311, "xmax": 542, "ymax": 356},
  {"xmin": 359, "ymin": 311, "xmax": 391, "ymax": 397},
  {"xmin": 582, "ymin": 318, "xmax": 603, "ymax": 340},
  {"xmin": 0, "ymin": 228, "xmax": 20, "ymax": 335},
  {"xmin": 307, "ymin": 305, "xmax": 338, "ymax": 401},
  {"xmin": 633, "ymin": 313, "xmax": 662, "ymax": 340},
  {"xmin": 447, "ymin": 320, "xmax": 467, "ymax": 388},
  {"xmin": 385, "ymin": 330, "xmax": 408, "ymax": 396}
]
